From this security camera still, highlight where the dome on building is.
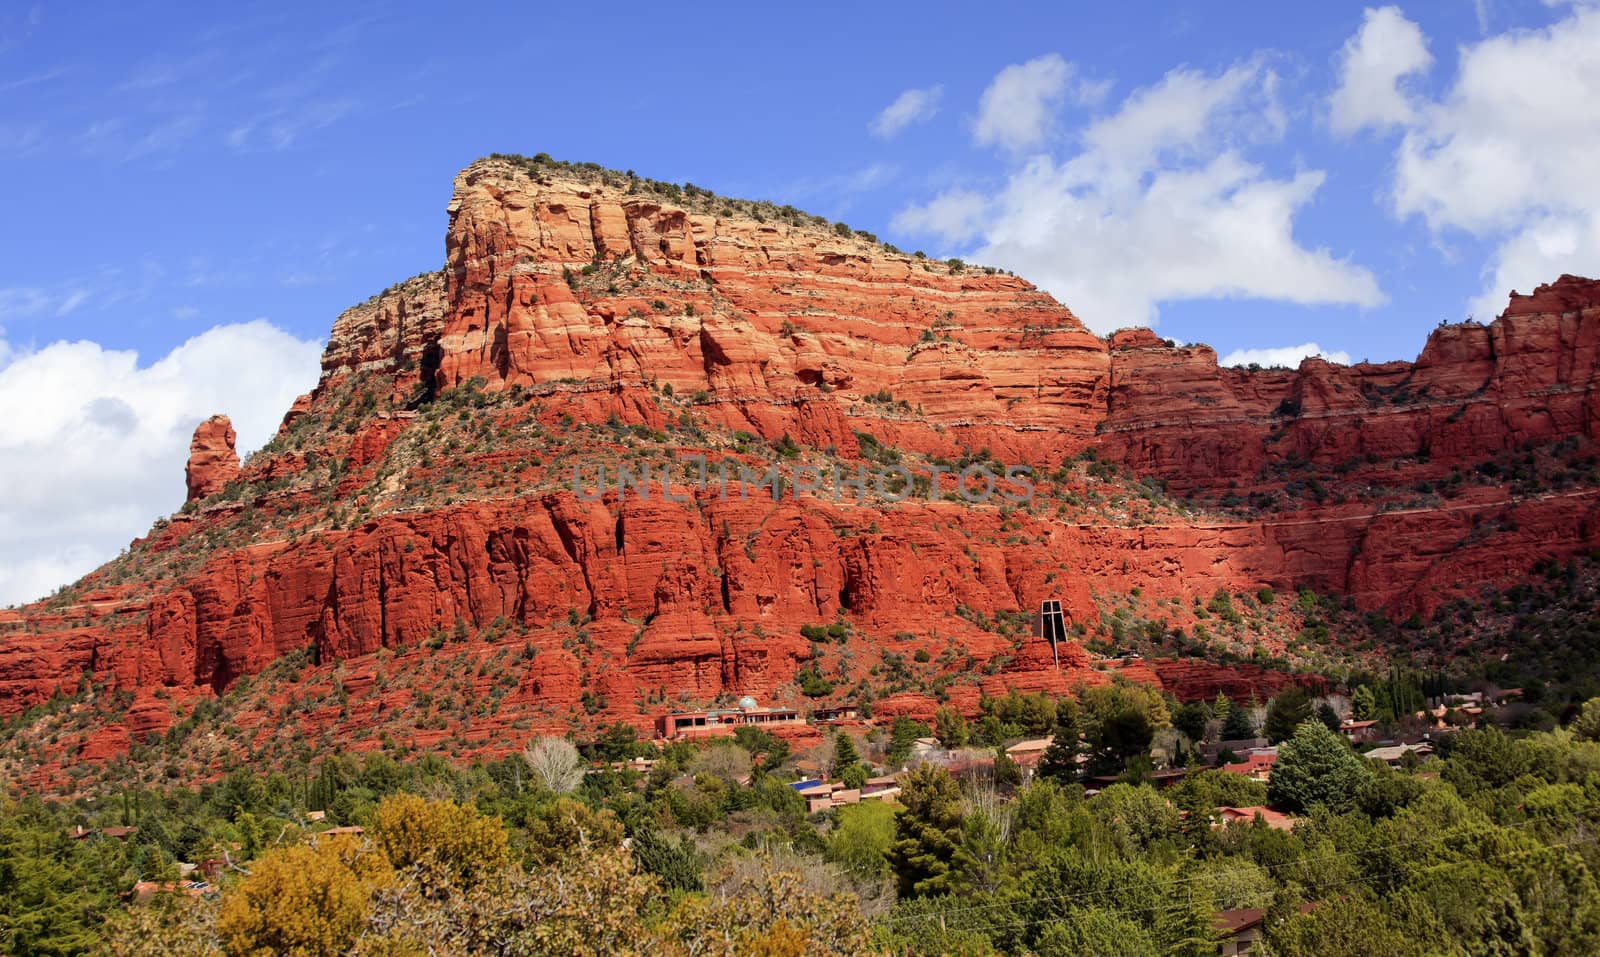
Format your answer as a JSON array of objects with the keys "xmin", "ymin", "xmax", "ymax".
[{"xmin": 737, "ymin": 695, "xmax": 759, "ymax": 711}]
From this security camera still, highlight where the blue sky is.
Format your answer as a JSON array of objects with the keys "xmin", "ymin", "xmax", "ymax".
[{"xmin": 2, "ymin": 0, "xmax": 1598, "ymax": 604}]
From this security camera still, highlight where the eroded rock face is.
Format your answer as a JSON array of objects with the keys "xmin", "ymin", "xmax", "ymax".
[
  {"xmin": 1099, "ymin": 275, "xmax": 1600, "ymax": 492},
  {"xmin": 184, "ymin": 415, "xmax": 240, "ymax": 502},
  {"xmin": 4, "ymin": 159, "xmax": 1600, "ymax": 774}
]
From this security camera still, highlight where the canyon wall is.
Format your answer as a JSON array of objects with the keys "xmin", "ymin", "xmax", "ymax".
[{"xmin": 2, "ymin": 157, "xmax": 1598, "ymax": 765}]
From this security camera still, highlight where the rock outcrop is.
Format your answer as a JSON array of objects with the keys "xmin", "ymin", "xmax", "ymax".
[
  {"xmin": 184, "ymin": 415, "xmax": 240, "ymax": 502},
  {"xmin": 2, "ymin": 156, "xmax": 1598, "ymax": 778}
]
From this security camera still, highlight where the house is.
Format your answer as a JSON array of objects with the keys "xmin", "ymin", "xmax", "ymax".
[
  {"xmin": 73, "ymin": 825, "xmax": 137, "ymax": 841},
  {"xmin": 1214, "ymin": 806, "xmax": 1297, "ymax": 831},
  {"xmin": 128, "ymin": 881, "xmax": 210, "ymax": 903},
  {"xmin": 1003, "ymin": 737, "xmax": 1055, "ymax": 773},
  {"xmin": 795, "ymin": 778, "xmax": 886, "ymax": 813},
  {"xmin": 861, "ymin": 775, "xmax": 902, "ymax": 802},
  {"xmin": 318, "ymin": 825, "xmax": 366, "ymax": 837},
  {"xmin": 1089, "ymin": 767, "xmax": 1188, "ymax": 789},
  {"xmin": 803, "ymin": 789, "xmax": 834, "ymax": 814},
  {"xmin": 811, "ymin": 703, "xmax": 859, "ymax": 723},
  {"xmin": 1364, "ymin": 742, "xmax": 1434, "ymax": 767},
  {"xmin": 1214, "ymin": 908, "xmax": 1270, "ymax": 956},
  {"xmin": 1203, "ymin": 737, "xmax": 1268, "ymax": 762},
  {"xmin": 656, "ymin": 701, "xmax": 805, "ymax": 739},
  {"xmin": 1339, "ymin": 719, "xmax": 1380, "ymax": 744},
  {"xmin": 1219, "ymin": 750, "xmax": 1277, "ymax": 782},
  {"xmin": 1214, "ymin": 903, "xmax": 1317, "ymax": 955}
]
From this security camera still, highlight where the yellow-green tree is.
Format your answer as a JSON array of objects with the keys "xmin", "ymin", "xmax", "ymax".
[
  {"xmin": 216, "ymin": 835, "xmax": 391, "ymax": 957},
  {"xmin": 369, "ymin": 793, "xmax": 510, "ymax": 889}
]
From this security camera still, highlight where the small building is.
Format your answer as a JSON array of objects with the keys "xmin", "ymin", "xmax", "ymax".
[
  {"xmin": 1089, "ymin": 767, "xmax": 1188, "ymax": 789},
  {"xmin": 1004, "ymin": 738, "xmax": 1054, "ymax": 766},
  {"xmin": 1214, "ymin": 806, "xmax": 1297, "ymax": 831},
  {"xmin": 1364, "ymin": 742, "xmax": 1434, "ymax": 767},
  {"xmin": 129, "ymin": 881, "xmax": 210, "ymax": 903},
  {"xmin": 861, "ymin": 775, "xmax": 902, "ymax": 802},
  {"xmin": 74, "ymin": 825, "xmax": 138, "ymax": 841},
  {"xmin": 1339, "ymin": 719, "xmax": 1380, "ymax": 744},
  {"xmin": 1219, "ymin": 750, "xmax": 1277, "ymax": 783},
  {"xmin": 812, "ymin": 703, "xmax": 859, "ymax": 723},
  {"xmin": 1214, "ymin": 903, "xmax": 1317, "ymax": 956},
  {"xmin": 1203, "ymin": 737, "xmax": 1269, "ymax": 762}
]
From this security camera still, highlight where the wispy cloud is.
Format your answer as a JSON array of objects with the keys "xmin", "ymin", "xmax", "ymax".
[
  {"xmin": 55, "ymin": 290, "xmax": 88, "ymax": 316},
  {"xmin": 0, "ymin": 123, "xmax": 45, "ymax": 157},
  {"xmin": 871, "ymin": 85, "xmax": 942, "ymax": 139},
  {"xmin": 226, "ymin": 96, "xmax": 357, "ymax": 151},
  {"xmin": 0, "ymin": 65, "xmax": 68, "ymax": 94}
]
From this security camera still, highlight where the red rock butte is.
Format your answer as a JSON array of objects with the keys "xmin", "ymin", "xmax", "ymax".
[{"xmin": 2, "ymin": 155, "xmax": 1597, "ymax": 771}]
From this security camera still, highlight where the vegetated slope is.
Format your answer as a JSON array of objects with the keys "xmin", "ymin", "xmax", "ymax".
[{"xmin": 0, "ymin": 154, "xmax": 1596, "ymax": 781}]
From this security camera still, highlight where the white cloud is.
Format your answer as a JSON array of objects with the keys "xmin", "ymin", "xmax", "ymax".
[
  {"xmin": 871, "ymin": 85, "xmax": 942, "ymax": 139},
  {"xmin": 974, "ymin": 54, "xmax": 1074, "ymax": 151},
  {"xmin": 1329, "ymin": 6, "xmax": 1433, "ymax": 135},
  {"xmin": 1376, "ymin": 5, "xmax": 1600, "ymax": 318},
  {"xmin": 889, "ymin": 190, "xmax": 990, "ymax": 244},
  {"xmin": 0, "ymin": 321, "xmax": 322, "ymax": 606},
  {"xmin": 1220, "ymin": 342, "xmax": 1353, "ymax": 368},
  {"xmin": 897, "ymin": 61, "xmax": 1383, "ymax": 332}
]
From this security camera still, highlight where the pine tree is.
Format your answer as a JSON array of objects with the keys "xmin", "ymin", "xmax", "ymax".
[
  {"xmin": 1351, "ymin": 685, "xmax": 1377, "ymax": 721},
  {"xmin": 1264, "ymin": 686, "xmax": 1314, "ymax": 744},
  {"xmin": 993, "ymin": 746, "xmax": 1022, "ymax": 789},
  {"xmin": 1037, "ymin": 702, "xmax": 1082, "ymax": 784},
  {"xmin": 832, "ymin": 730, "xmax": 862, "ymax": 778},
  {"xmin": 1221, "ymin": 701, "xmax": 1258, "ymax": 740},
  {"xmin": 888, "ymin": 764, "xmax": 971, "ymax": 897},
  {"xmin": 1317, "ymin": 701, "xmax": 1341, "ymax": 731}
]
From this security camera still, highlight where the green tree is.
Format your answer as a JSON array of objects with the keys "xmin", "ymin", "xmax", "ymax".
[
  {"xmin": 1089, "ymin": 707, "xmax": 1153, "ymax": 775},
  {"xmin": 1172, "ymin": 700, "xmax": 1210, "ymax": 744},
  {"xmin": 1222, "ymin": 702, "xmax": 1258, "ymax": 740},
  {"xmin": 993, "ymin": 747, "xmax": 1022, "ymax": 789},
  {"xmin": 1264, "ymin": 687, "xmax": 1314, "ymax": 744},
  {"xmin": 1213, "ymin": 692, "xmax": 1232, "ymax": 725},
  {"xmin": 934, "ymin": 707, "xmax": 969, "ymax": 749},
  {"xmin": 1571, "ymin": 697, "xmax": 1600, "ymax": 741},
  {"xmin": 887, "ymin": 716, "xmax": 932, "ymax": 766},
  {"xmin": 832, "ymin": 730, "xmax": 864, "ymax": 779},
  {"xmin": 1037, "ymin": 702, "xmax": 1082, "ymax": 785},
  {"xmin": 1267, "ymin": 720, "xmax": 1372, "ymax": 813},
  {"xmin": 1089, "ymin": 783, "xmax": 1182, "ymax": 855},
  {"xmin": 1317, "ymin": 701, "xmax": 1342, "ymax": 731},
  {"xmin": 826, "ymin": 801, "xmax": 896, "ymax": 878},
  {"xmin": 1350, "ymin": 685, "xmax": 1378, "ymax": 722},
  {"xmin": 632, "ymin": 827, "xmax": 703, "ymax": 893},
  {"xmin": 888, "ymin": 764, "xmax": 970, "ymax": 897},
  {"xmin": 1264, "ymin": 895, "xmax": 1430, "ymax": 957}
]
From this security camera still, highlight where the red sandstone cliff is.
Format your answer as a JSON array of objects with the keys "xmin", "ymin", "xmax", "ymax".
[{"xmin": 1, "ymin": 156, "xmax": 1597, "ymax": 775}]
